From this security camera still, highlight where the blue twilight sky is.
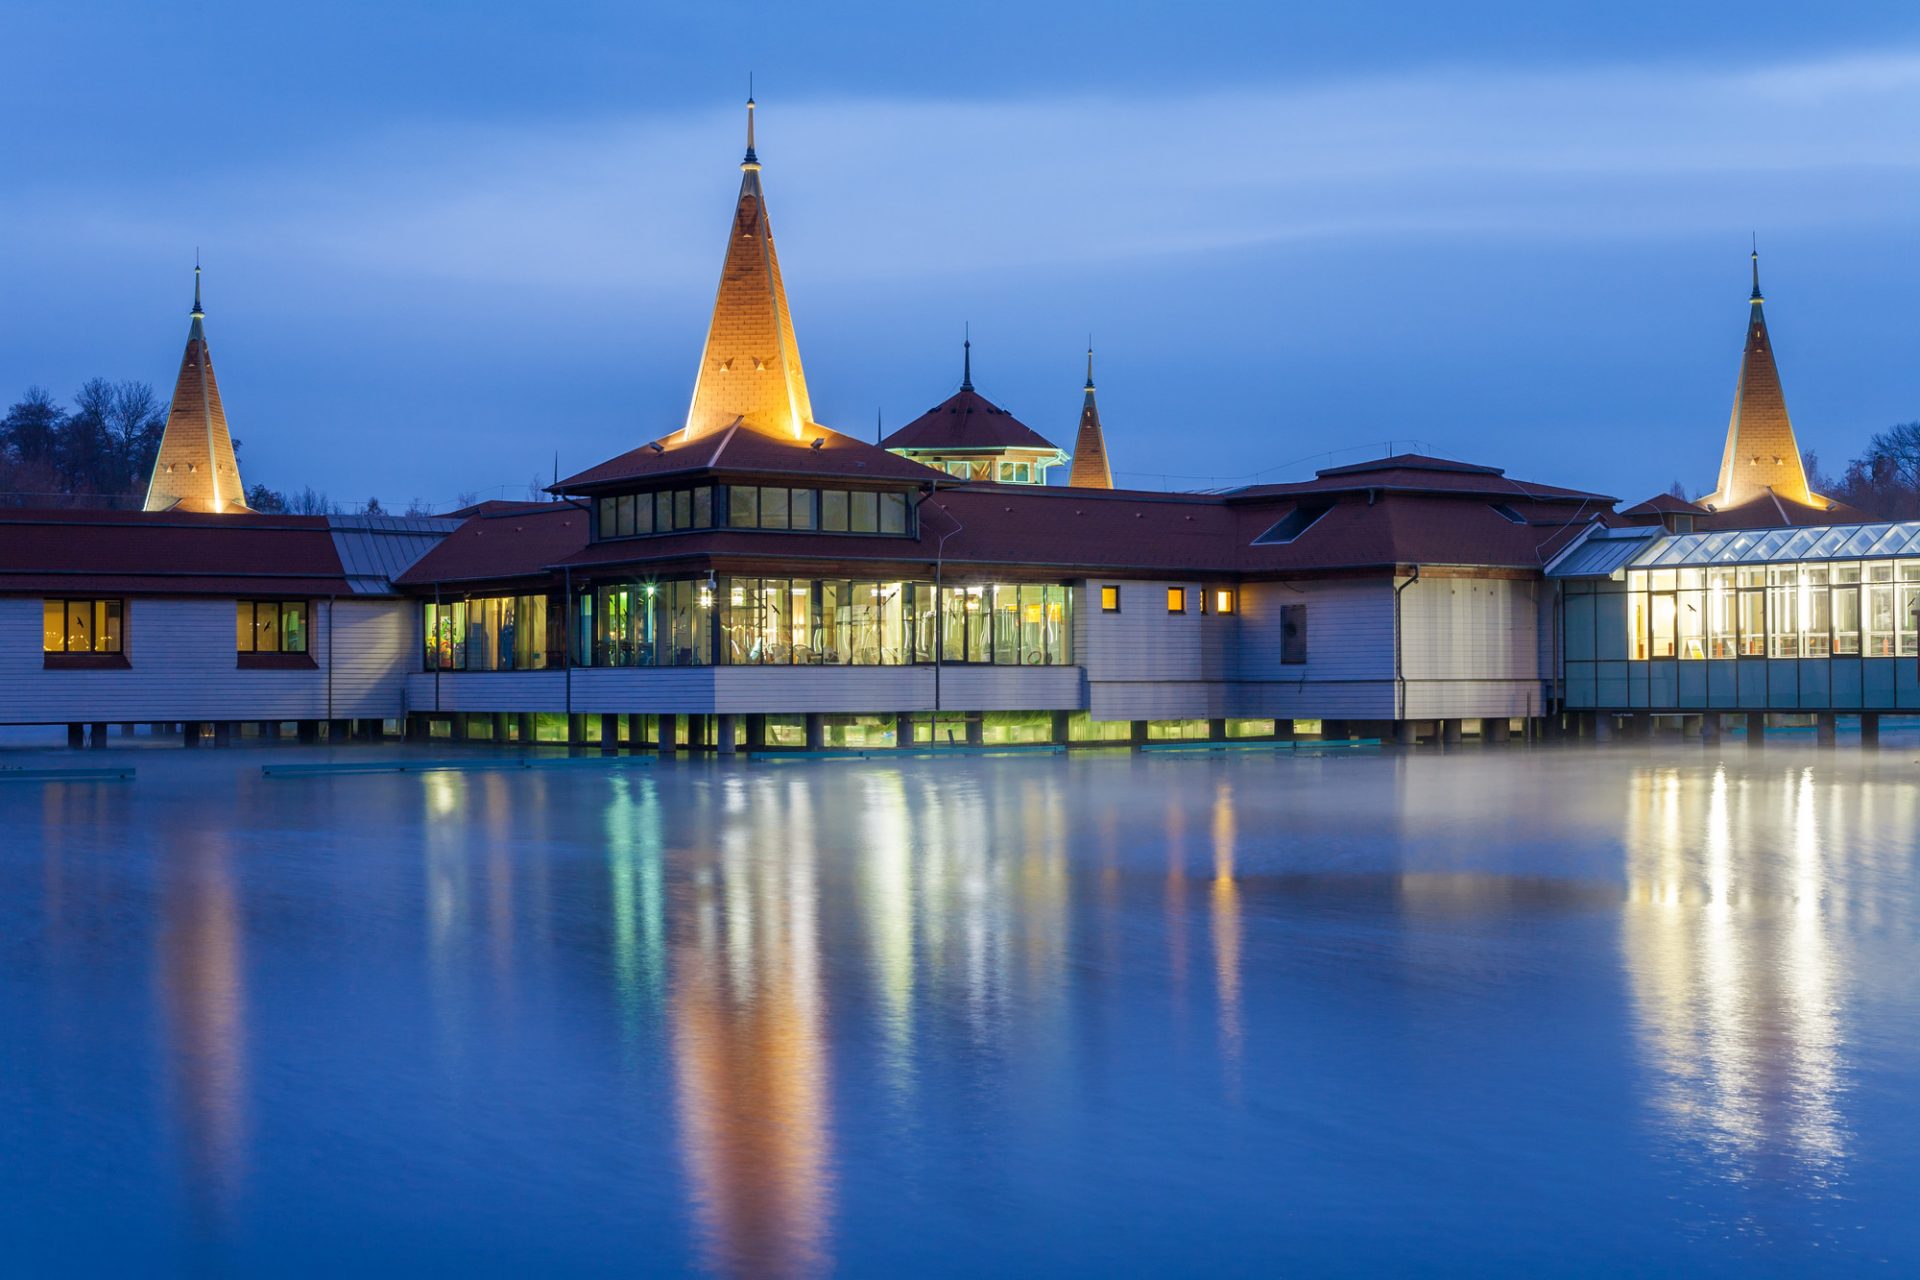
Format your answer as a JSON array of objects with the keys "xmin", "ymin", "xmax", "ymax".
[{"xmin": 3, "ymin": 0, "xmax": 1919, "ymax": 508}]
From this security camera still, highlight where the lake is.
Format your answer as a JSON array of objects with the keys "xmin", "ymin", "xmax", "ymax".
[{"xmin": 4, "ymin": 735, "xmax": 1919, "ymax": 1276}]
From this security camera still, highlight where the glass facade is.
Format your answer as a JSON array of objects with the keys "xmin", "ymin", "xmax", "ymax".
[
  {"xmin": 1625, "ymin": 562, "xmax": 1920, "ymax": 661},
  {"xmin": 423, "ymin": 594, "xmax": 555, "ymax": 671},
  {"xmin": 554, "ymin": 577, "xmax": 1072, "ymax": 669},
  {"xmin": 597, "ymin": 483, "xmax": 912, "ymax": 541}
]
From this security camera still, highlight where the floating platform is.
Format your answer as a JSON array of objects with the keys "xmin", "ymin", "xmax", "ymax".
[
  {"xmin": 1140, "ymin": 738, "xmax": 1383, "ymax": 753},
  {"xmin": 262, "ymin": 754, "xmax": 653, "ymax": 778},
  {"xmin": 0, "ymin": 765, "xmax": 137, "ymax": 782},
  {"xmin": 750, "ymin": 743, "xmax": 1069, "ymax": 762}
]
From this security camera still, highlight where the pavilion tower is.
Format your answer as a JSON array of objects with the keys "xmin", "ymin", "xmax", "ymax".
[
  {"xmin": 1067, "ymin": 345, "xmax": 1113, "ymax": 489},
  {"xmin": 1700, "ymin": 248, "xmax": 1819, "ymax": 511},
  {"xmin": 680, "ymin": 95, "xmax": 815, "ymax": 443},
  {"xmin": 144, "ymin": 264, "xmax": 249, "ymax": 513}
]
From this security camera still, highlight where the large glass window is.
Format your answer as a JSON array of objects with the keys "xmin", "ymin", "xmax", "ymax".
[
  {"xmin": 237, "ymin": 601, "xmax": 309, "ymax": 654},
  {"xmin": 43, "ymin": 599, "xmax": 123, "ymax": 654},
  {"xmin": 1625, "ymin": 555, "xmax": 1920, "ymax": 663},
  {"xmin": 424, "ymin": 595, "xmax": 550, "ymax": 670}
]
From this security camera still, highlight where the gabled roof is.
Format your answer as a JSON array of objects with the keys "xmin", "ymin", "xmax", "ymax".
[
  {"xmin": 1067, "ymin": 347, "xmax": 1113, "ymax": 489},
  {"xmin": 555, "ymin": 418, "xmax": 940, "ymax": 493},
  {"xmin": 396, "ymin": 501, "xmax": 590, "ymax": 587},
  {"xmin": 880, "ymin": 377, "xmax": 1062, "ymax": 454},
  {"xmin": 1693, "ymin": 490, "xmax": 1851, "ymax": 530},
  {"xmin": 0, "ymin": 509, "xmax": 346, "ymax": 595},
  {"xmin": 144, "ymin": 266, "xmax": 249, "ymax": 514},
  {"xmin": 1702, "ymin": 250, "xmax": 1820, "ymax": 509},
  {"xmin": 1621, "ymin": 492, "xmax": 1709, "ymax": 519},
  {"xmin": 1230, "ymin": 453, "xmax": 1616, "ymax": 504}
]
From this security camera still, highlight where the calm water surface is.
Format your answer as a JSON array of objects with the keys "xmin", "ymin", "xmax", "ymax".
[{"xmin": 4, "ymin": 738, "xmax": 1920, "ymax": 1276}]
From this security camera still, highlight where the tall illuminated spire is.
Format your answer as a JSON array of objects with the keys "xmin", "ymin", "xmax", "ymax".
[
  {"xmin": 680, "ymin": 93, "xmax": 815, "ymax": 442},
  {"xmin": 1702, "ymin": 243, "xmax": 1818, "ymax": 510},
  {"xmin": 144, "ymin": 258, "xmax": 250, "ymax": 513},
  {"xmin": 1067, "ymin": 342, "xmax": 1114, "ymax": 489},
  {"xmin": 961, "ymin": 326, "xmax": 973, "ymax": 391}
]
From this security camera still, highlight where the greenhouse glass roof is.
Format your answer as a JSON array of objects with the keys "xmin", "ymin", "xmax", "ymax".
[{"xmin": 1628, "ymin": 520, "xmax": 1920, "ymax": 569}]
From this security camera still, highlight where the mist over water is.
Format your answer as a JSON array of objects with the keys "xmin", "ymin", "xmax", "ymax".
[{"xmin": 4, "ymin": 741, "xmax": 1919, "ymax": 1275}]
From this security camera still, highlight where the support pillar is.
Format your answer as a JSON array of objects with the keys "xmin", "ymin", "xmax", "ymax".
[
  {"xmin": 687, "ymin": 714, "xmax": 708, "ymax": 750},
  {"xmin": 329, "ymin": 718, "xmax": 351, "ymax": 741},
  {"xmin": 804, "ymin": 713, "xmax": 824, "ymax": 751},
  {"xmin": 1745, "ymin": 712, "xmax": 1766, "ymax": 746},
  {"xmin": 658, "ymin": 715, "xmax": 680, "ymax": 756},
  {"xmin": 1815, "ymin": 712, "xmax": 1837, "ymax": 747},
  {"xmin": 1322, "ymin": 719, "xmax": 1349, "ymax": 741},
  {"xmin": 1628, "ymin": 712, "xmax": 1651, "ymax": 739},
  {"xmin": 86, "ymin": 721, "xmax": 108, "ymax": 748},
  {"xmin": 1275, "ymin": 718, "xmax": 1295, "ymax": 742},
  {"xmin": 298, "ymin": 720, "xmax": 320, "ymax": 743},
  {"xmin": 1442, "ymin": 718, "xmax": 1463, "ymax": 745},
  {"xmin": 183, "ymin": 721, "xmax": 202, "ymax": 748},
  {"xmin": 1393, "ymin": 720, "xmax": 1417, "ymax": 746},
  {"xmin": 518, "ymin": 712, "xmax": 537, "ymax": 744},
  {"xmin": 67, "ymin": 723, "xmax": 85, "ymax": 749},
  {"xmin": 1861, "ymin": 713, "xmax": 1881, "ymax": 748},
  {"xmin": 744, "ymin": 714, "xmax": 768, "ymax": 751},
  {"xmin": 405, "ymin": 713, "xmax": 430, "ymax": 742},
  {"xmin": 491, "ymin": 712, "xmax": 511, "ymax": 744},
  {"xmin": 717, "ymin": 713, "xmax": 738, "ymax": 755},
  {"xmin": 1484, "ymin": 718, "xmax": 1511, "ymax": 743},
  {"xmin": 1206, "ymin": 717, "xmax": 1227, "ymax": 742},
  {"xmin": 965, "ymin": 714, "xmax": 985, "ymax": 747},
  {"xmin": 1592, "ymin": 714, "xmax": 1614, "ymax": 743},
  {"xmin": 212, "ymin": 721, "xmax": 233, "ymax": 747},
  {"xmin": 1128, "ymin": 719, "xmax": 1148, "ymax": 747},
  {"xmin": 1050, "ymin": 710, "xmax": 1072, "ymax": 746}
]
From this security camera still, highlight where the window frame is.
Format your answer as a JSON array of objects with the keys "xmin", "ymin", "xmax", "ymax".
[
  {"xmin": 1166, "ymin": 587, "xmax": 1187, "ymax": 615},
  {"xmin": 1100, "ymin": 585, "xmax": 1121, "ymax": 613}
]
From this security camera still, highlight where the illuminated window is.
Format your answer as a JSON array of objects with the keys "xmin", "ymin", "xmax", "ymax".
[
  {"xmin": 43, "ymin": 599, "xmax": 123, "ymax": 655},
  {"xmin": 1100, "ymin": 585, "xmax": 1120, "ymax": 613},
  {"xmin": 1166, "ymin": 587, "xmax": 1186, "ymax": 614},
  {"xmin": 236, "ymin": 601, "xmax": 309, "ymax": 654},
  {"xmin": 1213, "ymin": 588, "xmax": 1235, "ymax": 615}
]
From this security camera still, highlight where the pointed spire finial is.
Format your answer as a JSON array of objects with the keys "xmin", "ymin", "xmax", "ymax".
[
  {"xmin": 1750, "ymin": 233, "xmax": 1763, "ymax": 304},
  {"xmin": 192, "ymin": 250, "xmax": 203, "ymax": 317},
  {"xmin": 742, "ymin": 78, "xmax": 758, "ymax": 168},
  {"xmin": 1085, "ymin": 338, "xmax": 1095, "ymax": 391},
  {"xmin": 961, "ymin": 323, "xmax": 973, "ymax": 391}
]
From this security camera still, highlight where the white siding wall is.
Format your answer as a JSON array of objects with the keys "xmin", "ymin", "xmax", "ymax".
[
  {"xmin": 407, "ymin": 664, "xmax": 1085, "ymax": 716},
  {"xmin": 1399, "ymin": 575, "xmax": 1548, "ymax": 719},
  {"xmin": 1227, "ymin": 578, "xmax": 1398, "ymax": 719},
  {"xmin": 0, "ymin": 596, "xmax": 415, "ymax": 724},
  {"xmin": 1080, "ymin": 578, "xmax": 1225, "ymax": 720}
]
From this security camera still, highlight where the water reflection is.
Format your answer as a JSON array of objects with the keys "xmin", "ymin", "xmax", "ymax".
[
  {"xmin": 671, "ymin": 774, "xmax": 834, "ymax": 1279},
  {"xmin": 1623, "ymin": 764, "xmax": 1858, "ymax": 1183},
  {"xmin": 156, "ymin": 830, "xmax": 248, "ymax": 1224},
  {"xmin": 1210, "ymin": 783, "xmax": 1242, "ymax": 1085}
]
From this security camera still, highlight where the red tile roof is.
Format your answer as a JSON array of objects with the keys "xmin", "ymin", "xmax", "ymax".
[
  {"xmin": 555, "ymin": 419, "xmax": 939, "ymax": 492},
  {"xmin": 879, "ymin": 388, "xmax": 1062, "ymax": 454},
  {"xmin": 0, "ymin": 509, "xmax": 354, "ymax": 595},
  {"xmin": 1233, "ymin": 454, "xmax": 1616, "ymax": 504},
  {"xmin": 395, "ymin": 501, "xmax": 592, "ymax": 586},
  {"xmin": 1621, "ymin": 493, "xmax": 1708, "ymax": 517}
]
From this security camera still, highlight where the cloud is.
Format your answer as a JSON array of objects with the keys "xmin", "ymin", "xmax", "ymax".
[{"xmin": 6, "ymin": 47, "xmax": 1920, "ymax": 304}]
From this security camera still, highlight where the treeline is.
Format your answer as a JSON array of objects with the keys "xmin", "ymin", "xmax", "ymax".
[
  {"xmin": 1, "ymin": 383, "xmax": 438, "ymax": 516},
  {"xmin": 1805, "ymin": 422, "xmax": 1920, "ymax": 521},
  {"xmin": 0, "ymin": 382, "xmax": 165, "ymax": 507}
]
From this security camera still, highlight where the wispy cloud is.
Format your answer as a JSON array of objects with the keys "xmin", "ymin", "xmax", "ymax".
[{"xmin": 6, "ymin": 48, "xmax": 1920, "ymax": 302}]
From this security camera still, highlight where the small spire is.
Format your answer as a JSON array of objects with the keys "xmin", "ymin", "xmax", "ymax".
[
  {"xmin": 1750, "ymin": 234, "xmax": 1763, "ymax": 304},
  {"xmin": 961, "ymin": 324, "xmax": 972, "ymax": 391},
  {"xmin": 192, "ymin": 250, "xmax": 203, "ymax": 317},
  {"xmin": 1085, "ymin": 339, "xmax": 1095, "ymax": 391},
  {"xmin": 742, "ymin": 80, "xmax": 758, "ymax": 168},
  {"xmin": 876, "ymin": 406, "xmax": 882, "ymax": 444}
]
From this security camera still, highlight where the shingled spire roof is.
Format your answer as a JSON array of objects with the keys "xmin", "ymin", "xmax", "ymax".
[
  {"xmin": 1067, "ymin": 344, "xmax": 1113, "ymax": 489},
  {"xmin": 680, "ymin": 95, "xmax": 815, "ymax": 444},
  {"xmin": 1702, "ymin": 247, "xmax": 1820, "ymax": 511},
  {"xmin": 144, "ymin": 262, "xmax": 249, "ymax": 513}
]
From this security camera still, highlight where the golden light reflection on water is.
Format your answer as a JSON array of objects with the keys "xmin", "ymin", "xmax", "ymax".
[
  {"xmin": 671, "ymin": 774, "xmax": 833, "ymax": 1280},
  {"xmin": 1210, "ymin": 782, "xmax": 1243, "ymax": 1085},
  {"xmin": 1622, "ymin": 763, "xmax": 1866, "ymax": 1180},
  {"xmin": 157, "ymin": 831, "xmax": 248, "ymax": 1223}
]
